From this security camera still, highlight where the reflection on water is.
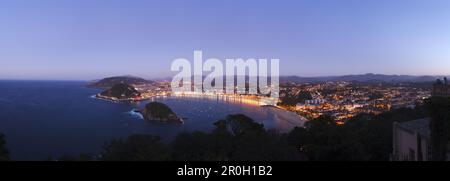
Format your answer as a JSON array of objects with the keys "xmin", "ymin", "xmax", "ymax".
[
  {"xmin": 0, "ymin": 81, "xmax": 306, "ymax": 160},
  {"xmin": 143, "ymin": 96, "xmax": 306, "ymax": 132}
]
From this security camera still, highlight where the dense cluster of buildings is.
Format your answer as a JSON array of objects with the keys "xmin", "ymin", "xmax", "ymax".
[
  {"xmin": 278, "ymin": 81, "xmax": 430, "ymax": 121},
  {"xmin": 134, "ymin": 81, "xmax": 172, "ymax": 98},
  {"xmin": 127, "ymin": 81, "xmax": 278, "ymax": 106}
]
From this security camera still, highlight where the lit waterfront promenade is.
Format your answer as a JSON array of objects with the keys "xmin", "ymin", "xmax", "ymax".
[{"xmin": 171, "ymin": 91, "xmax": 279, "ymax": 107}]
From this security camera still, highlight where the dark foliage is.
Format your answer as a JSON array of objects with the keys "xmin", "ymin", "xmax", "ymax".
[
  {"xmin": 143, "ymin": 102, "xmax": 177, "ymax": 120},
  {"xmin": 101, "ymin": 135, "xmax": 171, "ymax": 161},
  {"xmin": 279, "ymin": 90, "xmax": 313, "ymax": 106},
  {"xmin": 88, "ymin": 76, "xmax": 152, "ymax": 89},
  {"xmin": 101, "ymin": 114, "xmax": 303, "ymax": 161},
  {"xmin": 368, "ymin": 91, "xmax": 384, "ymax": 100},
  {"xmin": 100, "ymin": 83, "xmax": 141, "ymax": 99},
  {"xmin": 426, "ymin": 97, "xmax": 450, "ymax": 161},
  {"xmin": 0, "ymin": 104, "xmax": 437, "ymax": 161},
  {"xmin": 288, "ymin": 106, "xmax": 428, "ymax": 161},
  {"xmin": 297, "ymin": 91, "xmax": 313, "ymax": 103},
  {"xmin": 0, "ymin": 133, "xmax": 9, "ymax": 161}
]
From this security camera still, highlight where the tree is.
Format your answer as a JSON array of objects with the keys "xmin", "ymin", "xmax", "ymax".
[
  {"xmin": 55, "ymin": 154, "xmax": 95, "ymax": 161},
  {"xmin": 219, "ymin": 114, "xmax": 300, "ymax": 161},
  {"xmin": 287, "ymin": 105, "xmax": 429, "ymax": 161},
  {"xmin": 297, "ymin": 91, "xmax": 313, "ymax": 103},
  {"xmin": 426, "ymin": 97, "xmax": 450, "ymax": 161},
  {"xmin": 0, "ymin": 133, "xmax": 10, "ymax": 161},
  {"xmin": 368, "ymin": 91, "xmax": 384, "ymax": 100},
  {"xmin": 101, "ymin": 135, "xmax": 171, "ymax": 161},
  {"xmin": 172, "ymin": 114, "xmax": 302, "ymax": 161},
  {"xmin": 301, "ymin": 116, "xmax": 367, "ymax": 161},
  {"xmin": 171, "ymin": 131, "xmax": 230, "ymax": 161}
]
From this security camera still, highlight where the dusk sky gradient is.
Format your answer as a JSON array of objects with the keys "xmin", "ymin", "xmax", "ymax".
[{"xmin": 1, "ymin": 0, "xmax": 450, "ymax": 80}]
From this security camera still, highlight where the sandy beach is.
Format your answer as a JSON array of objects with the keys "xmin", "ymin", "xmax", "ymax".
[{"xmin": 262, "ymin": 106, "xmax": 309, "ymax": 132}]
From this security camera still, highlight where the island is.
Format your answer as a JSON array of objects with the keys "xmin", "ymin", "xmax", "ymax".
[
  {"xmin": 136, "ymin": 102, "xmax": 183, "ymax": 124},
  {"xmin": 96, "ymin": 83, "xmax": 143, "ymax": 101}
]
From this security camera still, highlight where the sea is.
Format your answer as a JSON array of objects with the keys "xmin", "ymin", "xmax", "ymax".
[{"xmin": 0, "ymin": 80, "xmax": 306, "ymax": 160}]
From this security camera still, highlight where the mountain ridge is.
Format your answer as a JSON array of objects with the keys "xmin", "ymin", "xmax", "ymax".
[
  {"xmin": 88, "ymin": 73, "xmax": 448, "ymax": 85},
  {"xmin": 279, "ymin": 73, "xmax": 447, "ymax": 83}
]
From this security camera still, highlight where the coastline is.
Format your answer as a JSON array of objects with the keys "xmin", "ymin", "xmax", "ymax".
[
  {"xmin": 133, "ymin": 107, "xmax": 184, "ymax": 124},
  {"xmin": 92, "ymin": 92, "xmax": 308, "ymax": 131},
  {"xmin": 263, "ymin": 106, "xmax": 308, "ymax": 131}
]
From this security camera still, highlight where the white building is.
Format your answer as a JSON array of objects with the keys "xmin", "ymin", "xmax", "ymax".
[{"xmin": 392, "ymin": 118, "xmax": 432, "ymax": 161}]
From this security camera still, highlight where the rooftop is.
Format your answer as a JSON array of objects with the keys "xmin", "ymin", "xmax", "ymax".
[{"xmin": 397, "ymin": 118, "xmax": 430, "ymax": 138}]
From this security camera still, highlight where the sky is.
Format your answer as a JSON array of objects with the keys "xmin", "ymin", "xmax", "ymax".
[{"xmin": 1, "ymin": 0, "xmax": 450, "ymax": 80}]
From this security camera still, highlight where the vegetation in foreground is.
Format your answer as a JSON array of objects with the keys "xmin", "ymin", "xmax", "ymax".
[
  {"xmin": 0, "ymin": 133, "xmax": 9, "ymax": 161},
  {"xmin": 100, "ymin": 114, "xmax": 302, "ymax": 161},
  {"xmin": 2, "ymin": 97, "xmax": 449, "ymax": 161},
  {"xmin": 59, "ymin": 105, "xmax": 431, "ymax": 161},
  {"xmin": 426, "ymin": 97, "xmax": 450, "ymax": 161}
]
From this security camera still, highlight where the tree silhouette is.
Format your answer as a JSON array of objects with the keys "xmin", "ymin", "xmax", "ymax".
[
  {"xmin": 426, "ymin": 97, "xmax": 450, "ymax": 161},
  {"xmin": 172, "ymin": 114, "xmax": 302, "ymax": 161},
  {"xmin": 0, "ymin": 133, "xmax": 10, "ymax": 161},
  {"xmin": 101, "ymin": 135, "xmax": 171, "ymax": 161}
]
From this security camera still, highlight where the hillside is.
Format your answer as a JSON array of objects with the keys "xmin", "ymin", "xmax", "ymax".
[
  {"xmin": 98, "ymin": 83, "xmax": 141, "ymax": 100},
  {"xmin": 88, "ymin": 76, "xmax": 152, "ymax": 89},
  {"xmin": 138, "ymin": 102, "xmax": 183, "ymax": 124}
]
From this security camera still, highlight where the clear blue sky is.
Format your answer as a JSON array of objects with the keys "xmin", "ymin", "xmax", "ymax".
[{"xmin": 1, "ymin": 0, "xmax": 450, "ymax": 80}]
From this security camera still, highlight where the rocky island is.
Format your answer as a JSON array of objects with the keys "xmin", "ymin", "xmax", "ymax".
[
  {"xmin": 136, "ymin": 102, "xmax": 183, "ymax": 124},
  {"xmin": 96, "ymin": 83, "xmax": 143, "ymax": 101}
]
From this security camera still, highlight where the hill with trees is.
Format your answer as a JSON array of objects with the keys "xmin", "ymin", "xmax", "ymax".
[
  {"xmin": 0, "ymin": 133, "xmax": 9, "ymax": 161},
  {"xmin": 98, "ymin": 83, "xmax": 141, "ymax": 100},
  {"xmin": 88, "ymin": 76, "xmax": 152, "ymax": 89},
  {"xmin": 138, "ymin": 102, "xmax": 183, "ymax": 124}
]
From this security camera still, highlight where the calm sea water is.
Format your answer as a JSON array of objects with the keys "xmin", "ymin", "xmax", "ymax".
[{"xmin": 0, "ymin": 81, "xmax": 303, "ymax": 160}]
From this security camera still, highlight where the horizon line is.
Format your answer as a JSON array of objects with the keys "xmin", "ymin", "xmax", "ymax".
[{"xmin": 1, "ymin": 73, "xmax": 449, "ymax": 82}]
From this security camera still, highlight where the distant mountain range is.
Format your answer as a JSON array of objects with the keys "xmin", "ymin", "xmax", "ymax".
[
  {"xmin": 279, "ymin": 73, "xmax": 446, "ymax": 83},
  {"xmin": 89, "ymin": 73, "xmax": 447, "ymax": 87}
]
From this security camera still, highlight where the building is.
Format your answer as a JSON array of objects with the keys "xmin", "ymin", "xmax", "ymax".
[
  {"xmin": 391, "ymin": 79, "xmax": 450, "ymax": 161},
  {"xmin": 392, "ymin": 118, "xmax": 432, "ymax": 161},
  {"xmin": 305, "ymin": 99, "xmax": 325, "ymax": 105},
  {"xmin": 432, "ymin": 77, "xmax": 450, "ymax": 97}
]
